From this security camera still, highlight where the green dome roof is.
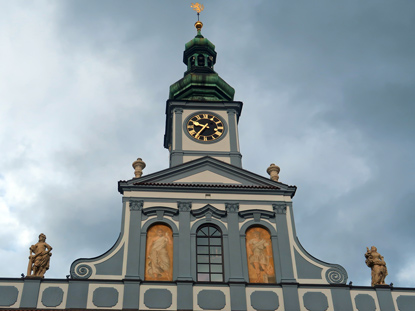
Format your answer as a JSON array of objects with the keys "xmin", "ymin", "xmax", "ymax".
[{"xmin": 169, "ymin": 29, "xmax": 235, "ymax": 101}]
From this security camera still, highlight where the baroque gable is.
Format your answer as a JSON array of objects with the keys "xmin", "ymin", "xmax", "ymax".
[{"xmin": 119, "ymin": 156, "xmax": 297, "ymax": 197}]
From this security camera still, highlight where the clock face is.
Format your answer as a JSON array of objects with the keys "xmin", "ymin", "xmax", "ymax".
[{"xmin": 186, "ymin": 113, "xmax": 225, "ymax": 142}]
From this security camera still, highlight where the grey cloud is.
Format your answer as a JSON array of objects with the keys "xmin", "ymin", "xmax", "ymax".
[{"xmin": 0, "ymin": 1, "xmax": 414, "ymax": 287}]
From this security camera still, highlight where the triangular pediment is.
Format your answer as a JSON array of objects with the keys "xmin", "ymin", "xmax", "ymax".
[
  {"xmin": 119, "ymin": 156, "xmax": 296, "ymax": 197},
  {"xmin": 172, "ymin": 170, "xmax": 242, "ymax": 184}
]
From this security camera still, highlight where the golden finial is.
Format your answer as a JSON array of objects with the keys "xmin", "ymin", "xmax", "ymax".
[{"xmin": 191, "ymin": 3, "xmax": 204, "ymax": 32}]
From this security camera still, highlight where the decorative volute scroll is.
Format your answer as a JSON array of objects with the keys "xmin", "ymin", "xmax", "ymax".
[
  {"xmin": 27, "ymin": 233, "xmax": 52, "ymax": 278},
  {"xmin": 267, "ymin": 163, "xmax": 280, "ymax": 182},
  {"xmin": 365, "ymin": 246, "xmax": 388, "ymax": 286},
  {"xmin": 132, "ymin": 158, "xmax": 146, "ymax": 178}
]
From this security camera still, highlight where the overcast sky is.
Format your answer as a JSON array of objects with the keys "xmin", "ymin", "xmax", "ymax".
[{"xmin": 1, "ymin": 1, "xmax": 414, "ymax": 287}]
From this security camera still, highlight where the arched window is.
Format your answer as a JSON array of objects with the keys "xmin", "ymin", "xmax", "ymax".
[
  {"xmin": 190, "ymin": 56, "xmax": 195, "ymax": 67},
  {"xmin": 245, "ymin": 226, "xmax": 275, "ymax": 283},
  {"xmin": 197, "ymin": 54, "xmax": 205, "ymax": 66},
  {"xmin": 145, "ymin": 224, "xmax": 173, "ymax": 281},
  {"xmin": 196, "ymin": 225, "xmax": 224, "ymax": 282},
  {"xmin": 207, "ymin": 56, "xmax": 213, "ymax": 69}
]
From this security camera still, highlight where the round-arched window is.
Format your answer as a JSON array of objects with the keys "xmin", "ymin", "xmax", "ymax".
[
  {"xmin": 197, "ymin": 54, "xmax": 205, "ymax": 66},
  {"xmin": 196, "ymin": 225, "xmax": 224, "ymax": 282}
]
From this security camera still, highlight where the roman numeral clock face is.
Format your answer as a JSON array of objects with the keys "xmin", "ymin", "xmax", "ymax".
[{"xmin": 186, "ymin": 113, "xmax": 225, "ymax": 142}]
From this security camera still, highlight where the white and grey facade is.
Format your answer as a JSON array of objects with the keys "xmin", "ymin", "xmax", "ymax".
[{"xmin": 1, "ymin": 22, "xmax": 415, "ymax": 311}]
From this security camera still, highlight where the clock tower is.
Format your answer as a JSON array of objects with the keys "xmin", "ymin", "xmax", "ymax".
[{"xmin": 164, "ymin": 21, "xmax": 243, "ymax": 167}]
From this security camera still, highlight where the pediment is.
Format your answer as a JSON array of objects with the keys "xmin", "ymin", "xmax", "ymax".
[
  {"xmin": 173, "ymin": 170, "xmax": 242, "ymax": 184},
  {"xmin": 119, "ymin": 156, "xmax": 296, "ymax": 196}
]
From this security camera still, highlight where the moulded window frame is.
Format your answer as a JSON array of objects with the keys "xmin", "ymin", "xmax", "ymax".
[{"xmin": 196, "ymin": 224, "xmax": 225, "ymax": 282}]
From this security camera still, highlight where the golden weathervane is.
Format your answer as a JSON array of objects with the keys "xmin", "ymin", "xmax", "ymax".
[
  {"xmin": 191, "ymin": 3, "xmax": 204, "ymax": 31},
  {"xmin": 191, "ymin": 3, "xmax": 204, "ymax": 14}
]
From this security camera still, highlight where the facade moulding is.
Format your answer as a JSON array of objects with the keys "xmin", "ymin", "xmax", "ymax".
[
  {"xmin": 273, "ymin": 203, "xmax": 287, "ymax": 214},
  {"xmin": 191, "ymin": 203, "xmax": 227, "ymax": 220},
  {"xmin": 239, "ymin": 209, "xmax": 276, "ymax": 222},
  {"xmin": 142, "ymin": 206, "xmax": 179, "ymax": 219},
  {"xmin": 225, "ymin": 202, "xmax": 239, "ymax": 213},
  {"xmin": 129, "ymin": 199, "xmax": 143, "ymax": 211}
]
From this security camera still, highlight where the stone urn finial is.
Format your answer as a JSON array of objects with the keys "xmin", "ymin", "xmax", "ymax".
[
  {"xmin": 132, "ymin": 158, "xmax": 146, "ymax": 178},
  {"xmin": 267, "ymin": 163, "xmax": 280, "ymax": 182}
]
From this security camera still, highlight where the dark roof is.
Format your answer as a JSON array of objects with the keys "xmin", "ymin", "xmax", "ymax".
[{"xmin": 132, "ymin": 182, "xmax": 281, "ymax": 189}]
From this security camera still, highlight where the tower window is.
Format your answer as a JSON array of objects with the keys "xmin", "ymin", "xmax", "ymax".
[
  {"xmin": 196, "ymin": 225, "xmax": 224, "ymax": 282},
  {"xmin": 208, "ymin": 56, "xmax": 213, "ymax": 69},
  {"xmin": 197, "ymin": 54, "xmax": 205, "ymax": 66},
  {"xmin": 190, "ymin": 56, "xmax": 195, "ymax": 67}
]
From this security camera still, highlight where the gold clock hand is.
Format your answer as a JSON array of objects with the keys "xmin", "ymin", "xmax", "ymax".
[
  {"xmin": 193, "ymin": 121, "xmax": 209, "ymax": 128},
  {"xmin": 195, "ymin": 123, "xmax": 209, "ymax": 138}
]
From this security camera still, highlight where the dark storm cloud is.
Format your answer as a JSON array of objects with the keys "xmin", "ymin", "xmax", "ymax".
[{"xmin": 1, "ymin": 1, "xmax": 414, "ymax": 286}]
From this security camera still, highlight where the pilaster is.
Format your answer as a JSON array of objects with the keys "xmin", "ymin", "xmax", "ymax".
[
  {"xmin": 170, "ymin": 108, "xmax": 183, "ymax": 167},
  {"xmin": 177, "ymin": 201, "xmax": 192, "ymax": 281},
  {"xmin": 20, "ymin": 278, "xmax": 41, "ymax": 308},
  {"xmin": 123, "ymin": 281, "xmax": 140, "ymax": 309},
  {"xmin": 227, "ymin": 109, "xmax": 242, "ymax": 167},
  {"xmin": 375, "ymin": 285, "xmax": 396, "ymax": 311},
  {"xmin": 125, "ymin": 199, "xmax": 143, "ymax": 279},
  {"xmin": 225, "ymin": 203, "xmax": 245, "ymax": 282},
  {"xmin": 273, "ymin": 203, "xmax": 296, "ymax": 282}
]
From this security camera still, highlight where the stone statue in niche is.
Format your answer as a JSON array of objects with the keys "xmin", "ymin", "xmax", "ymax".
[
  {"xmin": 145, "ymin": 224, "xmax": 173, "ymax": 281},
  {"xmin": 246, "ymin": 227, "xmax": 275, "ymax": 283},
  {"xmin": 365, "ymin": 246, "xmax": 388, "ymax": 286},
  {"xmin": 27, "ymin": 233, "xmax": 52, "ymax": 278}
]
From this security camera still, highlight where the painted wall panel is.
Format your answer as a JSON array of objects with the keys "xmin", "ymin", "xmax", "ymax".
[
  {"xmin": 0, "ymin": 286, "xmax": 18, "ymax": 307},
  {"xmin": 145, "ymin": 224, "xmax": 174, "ymax": 281},
  {"xmin": 41, "ymin": 287, "xmax": 64, "ymax": 308},
  {"xmin": 92, "ymin": 287, "xmax": 119, "ymax": 308}
]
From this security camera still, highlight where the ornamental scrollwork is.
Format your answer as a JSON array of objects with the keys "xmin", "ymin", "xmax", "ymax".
[
  {"xmin": 71, "ymin": 264, "xmax": 93, "ymax": 279},
  {"xmin": 225, "ymin": 203, "xmax": 239, "ymax": 213},
  {"xmin": 272, "ymin": 203, "xmax": 286, "ymax": 214},
  {"xmin": 325, "ymin": 266, "xmax": 348, "ymax": 284},
  {"xmin": 178, "ymin": 202, "xmax": 192, "ymax": 212}
]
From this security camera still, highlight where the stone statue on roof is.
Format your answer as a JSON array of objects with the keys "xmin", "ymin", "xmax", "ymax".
[
  {"xmin": 27, "ymin": 233, "xmax": 52, "ymax": 278},
  {"xmin": 365, "ymin": 246, "xmax": 388, "ymax": 286}
]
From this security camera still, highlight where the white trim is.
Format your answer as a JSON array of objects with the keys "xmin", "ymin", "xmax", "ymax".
[
  {"xmin": 0, "ymin": 282, "xmax": 23, "ymax": 308},
  {"xmin": 298, "ymin": 288, "xmax": 334, "ymax": 311},
  {"xmin": 139, "ymin": 284, "xmax": 177, "ymax": 311},
  {"xmin": 37, "ymin": 283, "xmax": 68, "ymax": 309},
  {"xmin": 350, "ymin": 289, "xmax": 380, "ymax": 311},
  {"xmin": 125, "ymin": 191, "xmax": 288, "ymax": 202},
  {"xmin": 87, "ymin": 283, "xmax": 124, "ymax": 309},
  {"xmin": 245, "ymin": 287, "xmax": 284, "ymax": 311},
  {"xmin": 391, "ymin": 290, "xmax": 415, "ymax": 311},
  {"xmin": 286, "ymin": 206, "xmax": 299, "ymax": 280},
  {"xmin": 193, "ymin": 286, "xmax": 230, "ymax": 311}
]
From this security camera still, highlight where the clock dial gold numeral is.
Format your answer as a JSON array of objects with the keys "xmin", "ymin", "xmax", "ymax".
[{"xmin": 186, "ymin": 113, "xmax": 225, "ymax": 142}]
